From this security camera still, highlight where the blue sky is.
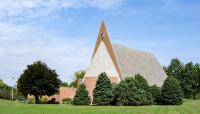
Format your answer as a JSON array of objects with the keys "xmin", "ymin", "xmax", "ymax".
[{"xmin": 0, "ymin": 0, "xmax": 200, "ymax": 86}]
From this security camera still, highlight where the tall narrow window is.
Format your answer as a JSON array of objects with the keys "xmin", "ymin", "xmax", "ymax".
[{"xmin": 101, "ymin": 32, "xmax": 105, "ymax": 40}]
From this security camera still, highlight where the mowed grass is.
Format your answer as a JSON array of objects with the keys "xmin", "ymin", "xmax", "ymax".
[{"xmin": 0, "ymin": 99, "xmax": 200, "ymax": 114}]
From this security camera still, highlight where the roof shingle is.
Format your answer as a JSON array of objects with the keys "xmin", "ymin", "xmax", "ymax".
[{"xmin": 113, "ymin": 44, "xmax": 167, "ymax": 86}]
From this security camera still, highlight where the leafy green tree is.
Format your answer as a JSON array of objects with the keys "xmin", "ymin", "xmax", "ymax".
[
  {"xmin": 74, "ymin": 70, "xmax": 86, "ymax": 79},
  {"xmin": 93, "ymin": 72, "xmax": 113, "ymax": 105},
  {"xmin": 165, "ymin": 58, "xmax": 184, "ymax": 80},
  {"xmin": 184, "ymin": 62, "xmax": 200, "ymax": 99},
  {"xmin": 17, "ymin": 61, "xmax": 61, "ymax": 103},
  {"xmin": 163, "ymin": 66, "xmax": 168, "ymax": 73},
  {"xmin": 70, "ymin": 70, "xmax": 86, "ymax": 88},
  {"xmin": 182, "ymin": 62, "xmax": 197, "ymax": 98},
  {"xmin": 160, "ymin": 76, "xmax": 183, "ymax": 105},
  {"xmin": 196, "ymin": 64, "xmax": 200, "ymax": 98},
  {"xmin": 0, "ymin": 79, "xmax": 6, "ymax": 89},
  {"xmin": 165, "ymin": 58, "xmax": 200, "ymax": 99},
  {"xmin": 0, "ymin": 79, "xmax": 11, "ymax": 90},
  {"xmin": 0, "ymin": 89, "xmax": 11, "ymax": 100},
  {"xmin": 60, "ymin": 81, "xmax": 69, "ymax": 87},
  {"xmin": 69, "ymin": 81, "xmax": 76, "ymax": 88},
  {"xmin": 191, "ymin": 63, "xmax": 200, "ymax": 99},
  {"xmin": 73, "ymin": 83, "xmax": 90, "ymax": 105},
  {"xmin": 0, "ymin": 79, "xmax": 12, "ymax": 100}
]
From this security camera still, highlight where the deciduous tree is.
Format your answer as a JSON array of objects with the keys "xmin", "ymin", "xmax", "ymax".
[{"xmin": 17, "ymin": 61, "xmax": 61, "ymax": 103}]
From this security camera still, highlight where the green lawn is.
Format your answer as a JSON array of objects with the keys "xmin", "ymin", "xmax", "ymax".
[{"xmin": 0, "ymin": 99, "xmax": 200, "ymax": 114}]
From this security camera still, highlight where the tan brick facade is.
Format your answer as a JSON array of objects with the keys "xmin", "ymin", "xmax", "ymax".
[
  {"xmin": 84, "ymin": 77, "xmax": 119, "ymax": 99},
  {"xmin": 47, "ymin": 76, "xmax": 118, "ymax": 103},
  {"xmin": 58, "ymin": 87, "xmax": 76, "ymax": 102},
  {"xmin": 49, "ymin": 87, "xmax": 76, "ymax": 103}
]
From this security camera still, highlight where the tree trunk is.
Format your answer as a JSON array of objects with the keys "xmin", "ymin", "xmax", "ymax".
[
  {"xmin": 193, "ymin": 94, "xmax": 196, "ymax": 100},
  {"xmin": 35, "ymin": 95, "xmax": 39, "ymax": 104}
]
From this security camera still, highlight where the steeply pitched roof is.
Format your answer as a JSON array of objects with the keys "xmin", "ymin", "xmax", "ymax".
[
  {"xmin": 113, "ymin": 44, "xmax": 167, "ymax": 86},
  {"xmin": 84, "ymin": 20, "xmax": 167, "ymax": 87},
  {"xmin": 91, "ymin": 20, "xmax": 122, "ymax": 80}
]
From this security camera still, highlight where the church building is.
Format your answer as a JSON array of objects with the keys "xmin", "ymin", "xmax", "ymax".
[
  {"xmin": 51, "ymin": 20, "xmax": 167, "ymax": 103},
  {"xmin": 83, "ymin": 21, "xmax": 167, "ymax": 98}
]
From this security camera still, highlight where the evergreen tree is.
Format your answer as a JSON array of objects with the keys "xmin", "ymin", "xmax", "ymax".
[
  {"xmin": 93, "ymin": 72, "xmax": 113, "ymax": 105},
  {"xmin": 134, "ymin": 74, "xmax": 150, "ymax": 90},
  {"xmin": 134, "ymin": 74, "xmax": 153, "ymax": 105},
  {"xmin": 150, "ymin": 85, "xmax": 161, "ymax": 104},
  {"xmin": 113, "ymin": 80, "xmax": 129, "ymax": 105},
  {"xmin": 73, "ymin": 83, "xmax": 90, "ymax": 105},
  {"xmin": 160, "ymin": 76, "xmax": 183, "ymax": 105},
  {"xmin": 113, "ymin": 74, "xmax": 153, "ymax": 106}
]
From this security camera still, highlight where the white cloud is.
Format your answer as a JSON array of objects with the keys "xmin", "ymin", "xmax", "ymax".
[
  {"xmin": 0, "ymin": 0, "xmax": 124, "ymax": 85},
  {"xmin": 84, "ymin": 0, "xmax": 123, "ymax": 10},
  {"xmin": 0, "ymin": 0, "xmax": 123, "ymax": 22},
  {"xmin": 0, "ymin": 22, "xmax": 92, "ymax": 86}
]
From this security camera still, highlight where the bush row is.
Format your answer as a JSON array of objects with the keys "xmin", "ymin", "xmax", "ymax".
[{"xmin": 72, "ymin": 72, "xmax": 183, "ymax": 106}]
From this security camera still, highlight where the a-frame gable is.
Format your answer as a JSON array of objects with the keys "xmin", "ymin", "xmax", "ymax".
[{"xmin": 91, "ymin": 20, "xmax": 122, "ymax": 80}]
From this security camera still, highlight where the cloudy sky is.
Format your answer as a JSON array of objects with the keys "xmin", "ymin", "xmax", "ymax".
[{"xmin": 0, "ymin": 0, "xmax": 200, "ymax": 86}]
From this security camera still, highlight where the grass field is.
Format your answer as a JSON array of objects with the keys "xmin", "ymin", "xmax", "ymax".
[{"xmin": 0, "ymin": 99, "xmax": 200, "ymax": 114}]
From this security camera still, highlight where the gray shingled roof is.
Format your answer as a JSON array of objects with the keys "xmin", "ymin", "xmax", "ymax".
[{"xmin": 113, "ymin": 44, "xmax": 167, "ymax": 87}]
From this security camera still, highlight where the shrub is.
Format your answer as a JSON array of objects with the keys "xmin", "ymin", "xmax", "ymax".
[
  {"xmin": 40, "ymin": 96, "xmax": 48, "ymax": 103},
  {"xmin": 196, "ymin": 92, "xmax": 200, "ymax": 100},
  {"xmin": 113, "ymin": 74, "xmax": 153, "ymax": 106},
  {"xmin": 150, "ymin": 85, "xmax": 161, "ymax": 104},
  {"xmin": 160, "ymin": 76, "xmax": 183, "ymax": 105},
  {"xmin": 0, "ymin": 89, "xmax": 11, "ymax": 100},
  {"xmin": 28, "ymin": 96, "xmax": 35, "ymax": 104},
  {"xmin": 73, "ymin": 83, "xmax": 90, "ymax": 105},
  {"xmin": 46, "ymin": 98, "xmax": 59, "ymax": 104},
  {"xmin": 16, "ymin": 92, "xmax": 26, "ymax": 101},
  {"xmin": 93, "ymin": 72, "xmax": 113, "ymax": 105},
  {"xmin": 62, "ymin": 98, "xmax": 72, "ymax": 104}
]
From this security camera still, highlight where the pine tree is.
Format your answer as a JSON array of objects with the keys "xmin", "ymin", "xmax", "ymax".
[
  {"xmin": 134, "ymin": 74, "xmax": 153, "ymax": 105},
  {"xmin": 93, "ymin": 72, "xmax": 113, "ymax": 105},
  {"xmin": 150, "ymin": 85, "xmax": 161, "ymax": 104},
  {"xmin": 160, "ymin": 76, "xmax": 183, "ymax": 105},
  {"xmin": 113, "ymin": 75, "xmax": 153, "ymax": 106},
  {"xmin": 73, "ymin": 83, "xmax": 90, "ymax": 105}
]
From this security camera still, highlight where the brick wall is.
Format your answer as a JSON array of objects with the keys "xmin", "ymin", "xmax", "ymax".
[
  {"xmin": 58, "ymin": 87, "xmax": 76, "ymax": 103},
  {"xmin": 84, "ymin": 77, "xmax": 119, "ymax": 100},
  {"xmin": 48, "ymin": 87, "xmax": 76, "ymax": 103}
]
